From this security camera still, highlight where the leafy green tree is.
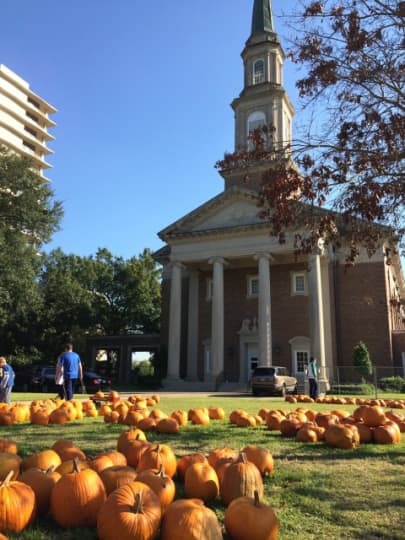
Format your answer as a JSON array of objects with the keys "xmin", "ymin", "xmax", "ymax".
[
  {"xmin": 38, "ymin": 247, "xmax": 161, "ymax": 359},
  {"xmin": 0, "ymin": 147, "xmax": 63, "ymax": 356},
  {"xmin": 353, "ymin": 341, "xmax": 373, "ymax": 381}
]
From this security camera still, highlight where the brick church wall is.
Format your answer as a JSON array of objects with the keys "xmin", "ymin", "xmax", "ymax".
[{"xmin": 336, "ymin": 261, "xmax": 392, "ymax": 369}]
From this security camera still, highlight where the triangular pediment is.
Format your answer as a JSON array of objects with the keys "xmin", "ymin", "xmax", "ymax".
[{"xmin": 158, "ymin": 186, "xmax": 264, "ymax": 240}]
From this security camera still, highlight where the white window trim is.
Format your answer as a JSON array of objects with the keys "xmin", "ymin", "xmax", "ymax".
[
  {"xmin": 291, "ymin": 271, "xmax": 308, "ymax": 296},
  {"xmin": 246, "ymin": 274, "xmax": 259, "ymax": 298},
  {"xmin": 253, "ymin": 58, "xmax": 265, "ymax": 85}
]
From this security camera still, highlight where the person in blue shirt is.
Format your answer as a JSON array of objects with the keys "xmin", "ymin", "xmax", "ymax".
[
  {"xmin": 0, "ymin": 356, "xmax": 15, "ymax": 404},
  {"xmin": 56, "ymin": 343, "xmax": 83, "ymax": 401},
  {"xmin": 308, "ymin": 356, "xmax": 319, "ymax": 400}
]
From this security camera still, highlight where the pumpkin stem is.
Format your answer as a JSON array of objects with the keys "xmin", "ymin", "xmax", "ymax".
[
  {"xmin": 73, "ymin": 457, "xmax": 80, "ymax": 473},
  {"xmin": 240, "ymin": 452, "xmax": 247, "ymax": 464},
  {"xmin": 1, "ymin": 470, "xmax": 14, "ymax": 487},
  {"xmin": 45, "ymin": 465, "xmax": 55, "ymax": 474},
  {"xmin": 134, "ymin": 491, "xmax": 145, "ymax": 514},
  {"xmin": 157, "ymin": 464, "xmax": 165, "ymax": 477},
  {"xmin": 253, "ymin": 489, "xmax": 260, "ymax": 507}
]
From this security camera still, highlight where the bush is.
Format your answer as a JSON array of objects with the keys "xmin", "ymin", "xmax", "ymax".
[
  {"xmin": 378, "ymin": 376, "xmax": 405, "ymax": 393},
  {"xmin": 328, "ymin": 383, "xmax": 375, "ymax": 395},
  {"xmin": 352, "ymin": 341, "xmax": 373, "ymax": 382}
]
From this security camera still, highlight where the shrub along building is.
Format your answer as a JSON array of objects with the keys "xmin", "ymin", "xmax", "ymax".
[{"xmin": 154, "ymin": 0, "xmax": 405, "ymax": 392}]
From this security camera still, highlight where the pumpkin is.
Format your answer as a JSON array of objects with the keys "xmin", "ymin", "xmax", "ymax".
[
  {"xmin": 314, "ymin": 413, "xmax": 339, "ymax": 429},
  {"xmin": 373, "ymin": 423, "xmax": 400, "ymax": 444},
  {"xmin": 280, "ymin": 417, "xmax": 302, "ymax": 437},
  {"xmin": 207, "ymin": 447, "xmax": 238, "ymax": 469},
  {"xmin": 356, "ymin": 423, "xmax": 373, "ymax": 443},
  {"xmin": 19, "ymin": 466, "xmax": 61, "ymax": 515},
  {"xmin": 125, "ymin": 437, "xmax": 150, "ymax": 468},
  {"xmin": 137, "ymin": 464, "xmax": 176, "ymax": 513},
  {"xmin": 49, "ymin": 409, "xmax": 69, "ymax": 424},
  {"xmin": 241, "ymin": 445, "xmax": 274, "ymax": 476},
  {"xmin": 266, "ymin": 412, "xmax": 285, "ymax": 430},
  {"xmin": 97, "ymin": 451, "xmax": 127, "ymax": 467},
  {"xmin": 224, "ymin": 489, "xmax": 279, "ymax": 540},
  {"xmin": 50, "ymin": 458, "xmax": 106, "ymax": 527},
  {"xmin": 362, "ymin": 406, "xmax": 387, "ymax": 427},
  {"xmin": 170, "ymin": 410, "xmax": 188, "ymax": 426},
  {"xmin": 55, "ymin": 459, "xmax": 90, "ymax": 476},
  {"xmin": 160, "ymin": 498, "xmax": 222, "ymax": 540},
  {"xmin": 97, "ymin": 481, "xmax": 161, "ymax": 540},
  {"xmin": 30, "ymin": 410, "xmax": 49, "ymax": 425},
  {"xmin": 156, "ymin": 417, "xmax": 180, "ymax": 434},
  {"xmin": 23, "ymin": 449, "xmax": 62, "ymax": 472},
  {"xmin": 91, "ymin": 455, "xmax": 114, "ymax": 475},
  {"xmin": 296, "ymin": 424, "xmax": 318, "ymax": 443},
  {"xmin": 117, "ymin": 428, "xmax": 147, "ymax": 454},
  {"xmin": 0, "ymin": 439, "xmax": 17, "ymax": 455},
  {"xmin": 177, "ymin": 453, "xmax": 208, "ymax": 482},
  {"xmin": 52, "ymin": 439, "xmax": 75, "ymax": 454},
  {"xmin": 189, "ymin": 408, "xmax": 210, "ymax": 425},
  {"xmin": 100, "ymin": 465, "xmax": 138, "ymax": 495},
  {"xmin": 0, "ymin": 453, "xmax": 22, "ymax": 481},
  {"xmin": 0, "ymin": 471, "xmax": 36, "ymax": 532},
  {"xmin": 220, "ymin": 453, "xmax": 264, "ymax": 506},
  {"xmin": 137, "ymin": 417, "xmax": 157, "ymax": 432},
  {"xmin": 208, "ymin": 407, "xmax": 225, "ymax": 420},
  {"xmin": 324, "ymin": 424, "xmax": 360, "ymax": 449},
  {"xmin": 137, "ymin": 444, "xmax": 177, "ymax": 478},
  {"xmin": 184, "ymin": 462, "xmax": 219, "ymax": 502}
]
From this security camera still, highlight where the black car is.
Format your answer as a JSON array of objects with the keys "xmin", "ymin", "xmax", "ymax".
[{"xmin": 31, "ymin": 365, "xmax": 111, "ymax": 394}]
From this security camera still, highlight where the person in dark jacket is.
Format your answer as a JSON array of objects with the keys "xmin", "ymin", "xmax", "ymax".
[{"xmin": 308, "ymin": 356, "xmax": 319, "ymax": 400}]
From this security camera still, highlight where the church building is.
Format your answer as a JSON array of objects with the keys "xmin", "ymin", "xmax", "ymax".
[{"xmin": 154, "ymin": 0, "xmax": 405, "ymax": 392}]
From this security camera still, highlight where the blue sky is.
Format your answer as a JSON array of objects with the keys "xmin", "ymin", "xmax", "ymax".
[{"xmin": 1, "ymin": 0, "xmax": 302, "ymax": 260}]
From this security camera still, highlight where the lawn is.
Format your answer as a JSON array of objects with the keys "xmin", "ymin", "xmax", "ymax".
[{"xmin": 1, "ymin": 394, "xmax": 405, "ymax": 539}]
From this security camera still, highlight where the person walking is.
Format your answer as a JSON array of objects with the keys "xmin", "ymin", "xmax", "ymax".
[
  {"xmin": 0, "ymin": 357, "xmax": 15, "ymax": 404},
  {"xmin": 54, "ymin": 354, "xmax": 65, "ymax": 399},
  {"xmin": 308, "ymin": 356, "xmax": 319, "ymax": 400},
  {"xmin": 56, "ymin": 344, "xmax": 83, "ymax": 401}
]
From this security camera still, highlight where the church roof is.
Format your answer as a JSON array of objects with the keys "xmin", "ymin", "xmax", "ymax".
[{"xmin": 251, "ymin": 0, "xmax": 275, "ymax": 36}]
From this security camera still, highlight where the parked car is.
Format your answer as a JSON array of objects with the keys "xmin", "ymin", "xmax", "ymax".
[
  {"xmin": 13, "ymin": 365, "xmax": 43, "ymax": 392},
  {"xmin": 31, "ymin": 365, "xmax": 111, "ymax": 394},
  {"xmin": 250, "ymin": 366, "xmax": 297, "ymax": 396}
]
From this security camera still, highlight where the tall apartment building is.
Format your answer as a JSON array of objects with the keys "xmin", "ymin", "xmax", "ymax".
[{"xmin": 0, "ymin": 64, "xmax": 56, "ymax": 179}]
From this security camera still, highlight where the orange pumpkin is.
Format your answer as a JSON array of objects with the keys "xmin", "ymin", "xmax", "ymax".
[
  {"xmin": 177, "ymin": 453, "xmax": 208, "ymax": 482},
  {"xmin": 184, "ymin": 462, "xmax": 219, "ymax": 502},
  {"xmin": 362, "ymin": 406, "xmax": 387, "ymax": 427},
  {"xmin": 220, "ymin": 453, "xmax": 264, "ymax": 506},
  {"xmin": 19, "ymin": 466, "xmax": 61, "ymax": 516},
  {"xmin": 224, "ymin": 489, "xmax": 279, "ymax": 540},
  {"xmin": 23, "ymin": 449, "xmax": 62, "ymax": 472},
  {"xmin": 0, "ymin": 439, "xmax": 17, "ymax": 455},
  {"xmin": 0, "ymin": 453, "xmax": 21, "ymax": 481},
  {"xmin": 137, "ymin": 444, "xmax": 177, "ymax": 478},
  {"xmin": 241, "ymin": 445, "xmax": 274, "ymax": 476},
  {"xmin": 160, "ymin": 498, "xmax": 222, "ymax": 540},
  {"xmin": 0, "ymin": 471, "xmax": 36, "ymax": 533},
  {"xmin": 124, "ymin": 438, "xmax": 150, "ymax": 468},
  {"xmin": 117, "ymin": 428, "xmax": 147, "ymax": 454},
  {"xmin": 97, "ymin": 481, "xmax": 161, "ymax": 540},
  {"xmin": 156, "ymin": 417, "xmax": 180, "ymax": 434},
  {"xmin": 324, "ymin": 424, "xmax": 360, "ymax": 449},
  {"xmin": 50, "ymin": 458, "xmax": 106, "ymax": 527},
  {"xmin": 136, "ymin": 465, "xmax": 176, "ymax": 513},
  {"xmin": 99, "ymin": 465, "xmax": 138, "ymax": 495}
]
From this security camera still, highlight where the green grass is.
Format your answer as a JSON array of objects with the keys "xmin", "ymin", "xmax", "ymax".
[{"xmin": 2, "ymin": 395, "xmax": 405, "ymax": 539}]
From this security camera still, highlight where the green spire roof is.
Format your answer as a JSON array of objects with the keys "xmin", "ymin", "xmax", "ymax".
[{"xmin": 251, "ymin": 0, "xmax": 275, "ymax": 35}]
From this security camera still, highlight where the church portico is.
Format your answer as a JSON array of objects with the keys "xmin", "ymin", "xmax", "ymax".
[{"xmin": 162, "ymin": 230, "xmax": 330, "ymax": 390}]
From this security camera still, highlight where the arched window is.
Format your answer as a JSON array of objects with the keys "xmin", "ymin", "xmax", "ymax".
[
  {"xmin": 247, "ymin": 111, "xmax": 266, "ymax": 149},
  {"xmin": 253, "ymin": 59, "xmax": 265, "ymax": 85},
  {"xmin": 247, "ymin": 111, "xmax": 266, "ymax": 135}
]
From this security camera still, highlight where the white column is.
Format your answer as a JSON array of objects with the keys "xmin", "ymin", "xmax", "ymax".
[
  {"xmin": 209, "ymin": 257, "xmax": 226, "ymax": 380},
  {"xmin": 308, "ymin": 244, "xmax": 328, "ymax": 392},
  {"xmin": 255, "ymin": 253, "xmax": 273, "ymax": 367},
  {"xmin": 186, "ymin": 269, "xmax": 199, "ymax": 380},
  {"xmin": 167, "ymin": 261, "xmax": 184, "ymax": 380}
]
